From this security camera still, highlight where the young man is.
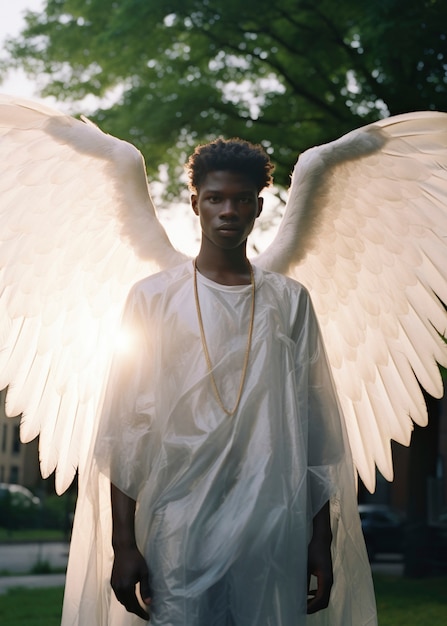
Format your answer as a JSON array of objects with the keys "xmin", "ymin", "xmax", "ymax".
[{"xmin": 95, "ymin": 138, "xmax": 375, "ymax": 625}]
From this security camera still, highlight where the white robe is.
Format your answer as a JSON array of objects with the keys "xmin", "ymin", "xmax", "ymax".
[{"xmin": 62, "ymin": 261, "xmax": 377, "ymax": 626}]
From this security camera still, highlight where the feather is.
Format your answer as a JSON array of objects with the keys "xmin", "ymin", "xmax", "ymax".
[
  {"xmin": 0, "ymin": 95, "xmax": 187, "ymax": 493},
  {"xmin": 257, "ymin": 111, "xmax": 447, "ymax": 491}
]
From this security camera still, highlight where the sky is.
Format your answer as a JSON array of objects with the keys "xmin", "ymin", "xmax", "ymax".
[
  {"xmin": 0, "ymin": 1, "xmax": 280, "ymax": 255},
  {"xmin": 0, "ymin": 0, "xmax": 48, "ymax": 100}
]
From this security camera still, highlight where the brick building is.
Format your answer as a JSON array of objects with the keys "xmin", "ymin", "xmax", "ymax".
[{"xmin": 0, "ymin": 389, "xmax": 40, "ymax": 489}]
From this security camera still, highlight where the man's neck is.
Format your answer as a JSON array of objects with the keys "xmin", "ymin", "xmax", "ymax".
[{"xmin": 194, "ymin": 246, "xmax": 252, "ymax": 286}]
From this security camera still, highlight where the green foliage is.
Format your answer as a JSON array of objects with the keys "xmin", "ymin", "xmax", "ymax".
[
  {"xmin": 0, "ymin": 527, "xmax": 66, "ymax": 542},
  {"xmin": 0, "ymin": 489, "xmax": 75, "ymax": 534},
  {"xmin": 0, "ymin": 486, "xmax": 40, "ymax": 531},
  {"xmin": 2, "ymin": 0, "xmax": 447, "ymax": 194},
  {"xmin": 38, "ymin": 492, "xmax": 75, "ymax": 532},
  {"xmin": 30, "ymin": 559, "xmax": 54, "ymax": 574}
]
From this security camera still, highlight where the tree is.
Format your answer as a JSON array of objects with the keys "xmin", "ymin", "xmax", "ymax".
[{"xmin": 2, "ymin": 0, "xmax": 446, "ymax": 196}]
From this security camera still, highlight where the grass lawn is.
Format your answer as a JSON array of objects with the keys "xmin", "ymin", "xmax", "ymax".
[
  {"xmin": 374, "ymin": 574, "xmax": 447, "ymax": 625},
  {"xmin": 0, "ymin": 574, "xmax": 446, "ymax": 625},
  {"xmin": 0, "ymin": 586, "xmax": 63, "ymax": 626}
]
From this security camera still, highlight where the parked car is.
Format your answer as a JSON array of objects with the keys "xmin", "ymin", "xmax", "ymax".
[
  {"xmin": 0, "ymin": 482, "xmax": 41, "ymax": 529},
  {"xmin": 358, "ymin": 504, "xmax": 405, "ymax": 561}
]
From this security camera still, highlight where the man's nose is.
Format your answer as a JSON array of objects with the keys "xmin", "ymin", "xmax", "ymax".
[{"xmin": 219, "ymin": 199, "xmax": 238, "ymax": 219}]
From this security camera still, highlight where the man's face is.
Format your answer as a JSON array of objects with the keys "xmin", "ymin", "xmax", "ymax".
[{"xmin": 191, "ymin": 170, "xmax": 263, "ymax": 250}]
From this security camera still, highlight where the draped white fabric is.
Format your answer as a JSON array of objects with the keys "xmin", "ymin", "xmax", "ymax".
[{"xmin": 62, "ymin": 262, "xmax": 376, "ymax": 626}]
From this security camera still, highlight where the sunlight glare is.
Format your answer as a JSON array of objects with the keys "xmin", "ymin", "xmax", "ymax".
[{"xmin": 114, "ymin": 326, "xmax": 134, "ymax": 355}]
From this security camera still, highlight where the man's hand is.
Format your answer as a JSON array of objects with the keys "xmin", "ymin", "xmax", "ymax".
[
  {"xmin": 110, "ymin": 484, "xmax": 151, "ymax": 620},
  {"xmin": 111, "ymin": 545, "xmax": 151, "ymax": 620},
  {"xmin": 307, "ymin": 501, "xmax": 333, "ymax": 614}
]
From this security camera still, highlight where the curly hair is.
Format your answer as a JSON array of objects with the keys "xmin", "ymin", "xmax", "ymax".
[{"xmin": 185, "ymin": 138, "xmax": 274, "ymax": 193}]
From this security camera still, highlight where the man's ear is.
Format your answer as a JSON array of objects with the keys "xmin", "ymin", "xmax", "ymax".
[
  {"xmin": 191, "ymin": 194, "xmax": 199, "ymax": 216},
  {"xmin": 256, "ymin": 196, "xmax": 264, "ymax": 218}
]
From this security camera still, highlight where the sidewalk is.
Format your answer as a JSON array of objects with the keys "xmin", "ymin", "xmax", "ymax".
[
  {"xmin": 0, "ymin": 572, "xmax": 65, "ymax": 594},
  {"xmin": 0, "ymin": 540, "xmax": 68, "ymax": 594},
  {"xmin": 371, "ymin": 553, "xmax": 404, "ymax": 576}
]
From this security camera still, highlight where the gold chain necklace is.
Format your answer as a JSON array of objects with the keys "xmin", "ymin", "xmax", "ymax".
[{"xmin": 193, "ymin": 259, "xmax": 255, "ymax": 416}]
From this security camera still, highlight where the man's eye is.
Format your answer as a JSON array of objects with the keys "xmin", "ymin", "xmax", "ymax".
[
  {"xmin": 239, "ymin": 197, "xmax": 252, "ymax": 204},
  {"xmin": 209, "ymin": 196, "xmax": 221, "ymax": 203}
]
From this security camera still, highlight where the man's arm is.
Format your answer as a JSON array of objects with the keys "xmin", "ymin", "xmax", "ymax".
[
  {"xmin": 307, "ymin": 500, "xmax": 333, "ymax": 614},
  {"xmin": 110, "ymin": 483, "xmax": 151, "ymax": 620}
]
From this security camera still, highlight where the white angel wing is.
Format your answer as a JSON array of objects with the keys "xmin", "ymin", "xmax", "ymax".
[
  {"xmin": 0, "ymin": 95, "xmax": 187, "ymax": 493},
  {"xmin": 256, "ymin": 112, "xmax": 447, "ymax": 492}
]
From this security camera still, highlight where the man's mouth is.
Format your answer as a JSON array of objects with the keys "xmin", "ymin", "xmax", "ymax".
[{"xmin": 218, "ymin": 224, "xmax": 239, "ymax": 231}]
